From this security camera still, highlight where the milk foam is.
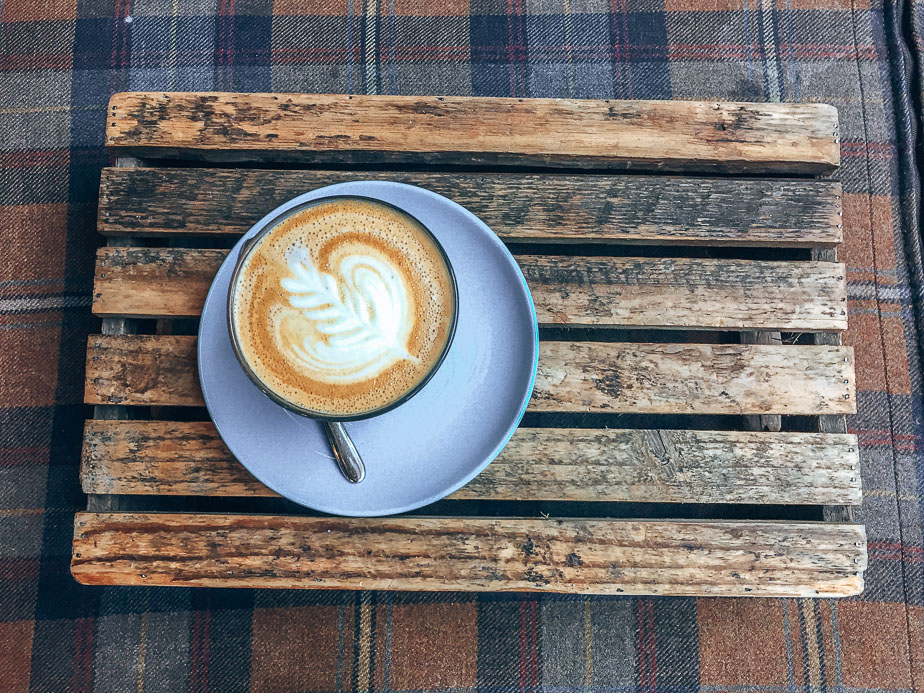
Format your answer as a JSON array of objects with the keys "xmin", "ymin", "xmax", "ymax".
[
  {"xmin": 279, "ymin": 246, "xmax": 419, "ymax": 384},
  {"xmin": 231, "ymin": 198, "xmax": 455, "ymax": 417}
]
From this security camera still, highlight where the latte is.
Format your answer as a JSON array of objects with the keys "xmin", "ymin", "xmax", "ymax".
[{"xmin": 230, "ymin": 197, "xmax": 456, "ymax": 418}]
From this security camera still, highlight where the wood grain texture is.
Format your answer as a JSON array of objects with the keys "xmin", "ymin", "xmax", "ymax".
[
  {"xmin": 92, "ymin": 247, "xmax": 849, "ymax": 331},
  {"xmin": 85, "ymin": 334, "xmax": 202, "ymax": 407},
  {"xmin": 97, "ymin": 167, "xmax": 844, "ymax": 247},
  {"xmin": 533, "ymin": 341, "xmax": 855, "ymax": 414},
  {"xmin": 71, "ymin": 512, "xmax": 865, "ymax": 595},
  {"xmin": 81, "ymin": 420, "xmax": 862, "ymax": 505},
  {"xmin": 106, "ymin": 92, "xmax": 839, "ymax": 173},
  {"xmin": 84, "ymin": 334, "xmax": 856, "ymax": 415},
  {"xmin": 741, "ymin": 331, "xmax": 784, "ymax": 432},
  {"xmin": 525, "ymin": 256, "xmax": 846, "ymax": 331}
]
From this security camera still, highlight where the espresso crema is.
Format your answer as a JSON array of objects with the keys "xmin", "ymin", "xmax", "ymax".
[{"xmin": 230, "ymin": 198, "xmax": 456, "ymax": 417}]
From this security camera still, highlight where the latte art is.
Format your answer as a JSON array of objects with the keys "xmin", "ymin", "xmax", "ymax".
[
  {"xmin": 279, "ymin": 249, "xmax": 419, "ymax": 383},
  {"xmin": 230, "ymin": 197, "xmax": 456, "ymax": 418}
]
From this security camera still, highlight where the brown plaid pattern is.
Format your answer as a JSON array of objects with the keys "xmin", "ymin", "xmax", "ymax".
[{"xmin": 1, "ymin": 0, "xmax": 923, "ymax": 690}]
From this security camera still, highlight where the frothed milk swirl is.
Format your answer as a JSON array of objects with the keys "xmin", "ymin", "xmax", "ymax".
[{"xmin": 230, "ymin": 198, "xmax": 456, "ymax": 417}]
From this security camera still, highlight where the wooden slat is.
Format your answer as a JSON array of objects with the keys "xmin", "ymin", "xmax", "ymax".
[
  {"xmin": 92, "ymin": 247, "xmax": 849, "ymax": 332},
  {"xmin": 82, "ymin": 420, "xmax": 862, "ymax": 505},
  {"xmin": 86, "ymin": 334, "xmax": 202, "ymax": 407},
  {"xmin": 84, "ymin": 334, "xmax": 856, "ymax": 415},
  {"xmin": 71, "ymin": 513, "xmax": 865, "ymax": 596},
  {"xmin": 533, "ymin": 342, "xmax": 855, "ymax": 414},
  {"xmin": 106, "ymin": 93, "xmax": 839, "ymax": 173},
  {"xmin": 98, "ymin": 167, "xmax": 844, "ymax": 247}
]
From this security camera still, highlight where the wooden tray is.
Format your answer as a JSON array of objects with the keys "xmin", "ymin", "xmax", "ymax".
[{"xmin": 72, "ymin": 93, "xmax": 866, "ymax": 596}]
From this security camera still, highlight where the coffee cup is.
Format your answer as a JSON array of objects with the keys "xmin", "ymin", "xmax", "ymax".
[
  {"xmin": 227, "ymin": 195, "xmax": 458, "ymax": 482},
  {"xmin": 228, "ymin": 195, "xmax": 458, "ymax": 428}
]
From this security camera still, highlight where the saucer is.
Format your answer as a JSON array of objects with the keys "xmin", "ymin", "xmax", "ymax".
[{"xmin": 197, "ymin": 181, "xmax": 539, "ymax": 516}]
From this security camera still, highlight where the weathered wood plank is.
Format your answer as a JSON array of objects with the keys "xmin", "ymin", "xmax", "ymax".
[
  {"xmin": 92, "ymin": 247, "xmax": 848, "ymax": 332},
  {"xmin": 520, "ymin": 256, "xmax": 847, "ymax": 331},
  {"xmin": 84, "ymin": 334, "xmax": 856, "ymax": 415},
  {"xmin": 85, "ymin": 334, "xmax": 202, "ymax": 407},
  {"xmin": 106, "ymin": 93, "xmax": 839, "ymax": 173},
  {"xmin": 81, "ymin": 420, "xmax": 862, "ymax": 505},
  {"xmin": 71, "ymin": 513, "xmax": 865, "ymax": 596},
  {"xmin": 533, "ymin": 341, "xmax": 855, "ymax": 415},
  {"xmin": 97, "ymin": 167, "xmax": 844, "ymax": 247}
]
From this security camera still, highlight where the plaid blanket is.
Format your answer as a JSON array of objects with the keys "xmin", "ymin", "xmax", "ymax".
[{"xmin": 2, "ymin": 0, "xmax": 922, "ymax": 690}]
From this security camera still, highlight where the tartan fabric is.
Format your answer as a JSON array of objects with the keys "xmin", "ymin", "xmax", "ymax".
[{"xmin": 1, "ymin": 0, "xmax": 923, "ymax": 689}]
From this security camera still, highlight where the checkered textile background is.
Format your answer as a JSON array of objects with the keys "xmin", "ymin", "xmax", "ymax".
[{"xmin": 2, "ymin": 0, "xmax": 923, "ymax": 690}]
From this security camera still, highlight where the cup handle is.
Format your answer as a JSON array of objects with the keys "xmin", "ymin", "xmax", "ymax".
[{"xmin": 323, "ymin": 421, "xmax": 366, "ymax": 483}]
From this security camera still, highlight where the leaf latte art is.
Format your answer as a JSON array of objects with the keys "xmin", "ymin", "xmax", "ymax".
[
  {"xmin": 231, "ymin": 198, "xmax": 456, "ymax": 418},
  {"xmin": 280, "ymin": 249, "xmax": 419, "ymax": 382}
]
